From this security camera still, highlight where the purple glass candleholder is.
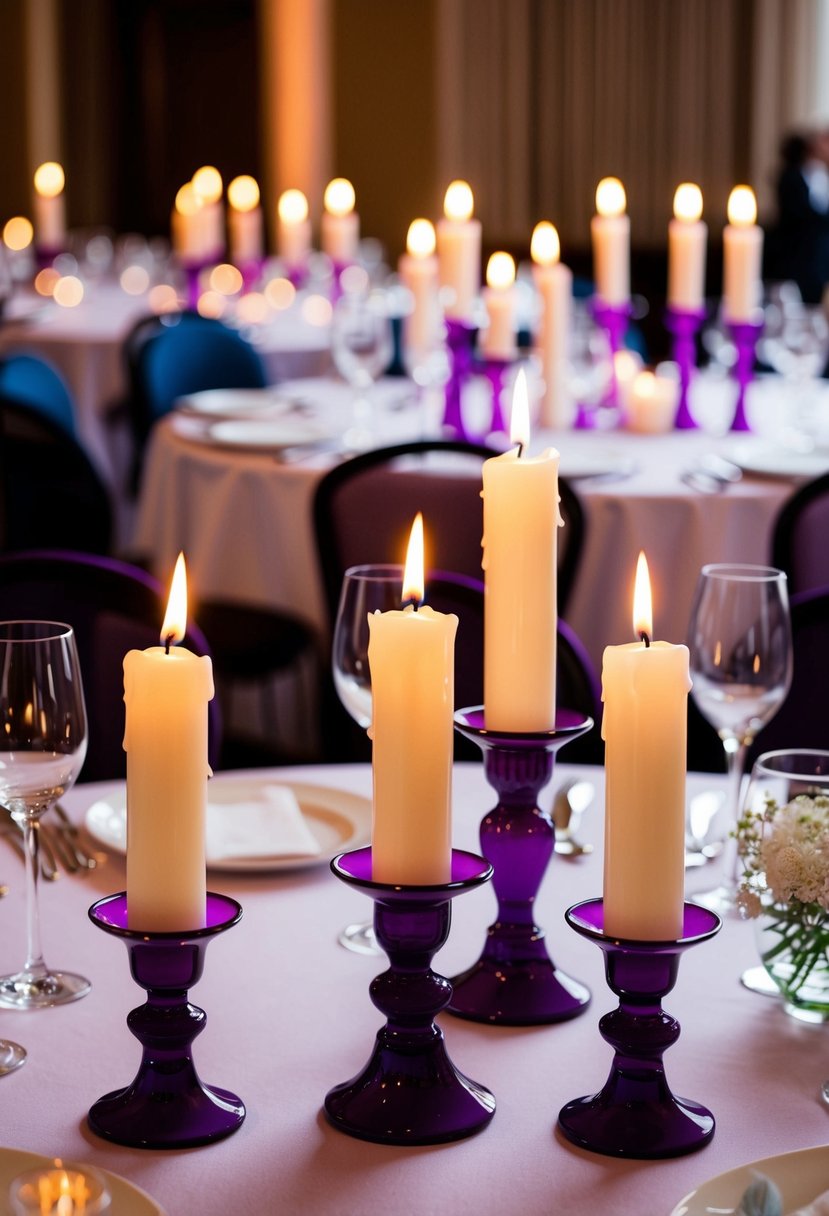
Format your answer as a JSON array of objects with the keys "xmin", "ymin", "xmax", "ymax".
[
  {"xmin": 329, "ymin": 258, "xmax": 352, "ymax": 304},
  {"xmin": 87, "ymin": 892, "xmax": 245, "ymax": 1150},
  {"xmin": 237, "ymin": 258, "xmax": 264, "ymax": 294},
  {"xmin": 727, "ymin": 317, "xmax": 764, "ymax": 431},
  {"xmin": 481, "ymin": 357, "xmax": 512, "ymax": 436},
  {"xmin": 324, "ymin": 846, "xmax": 496, "ymax": 1145},
  {"xmin": 34, "ymin": 244, "xmax": 64, "ymax": 271},
  {"xmin": 180, "ymin": 258, "xmax": 209, "ymax": 312},
  {"xmin": 557, "ymin": 898, "xmax": 721, "ymax": 1159},
  {"xmin": 586, "ymin": 298, "xmax": 633, "ymax": 420},
  {"xmin": 448, "ymin": 707, "xmax": 594, "ymax": 1025},
  {"xmin": 442, "ymin": 318, "xmax": 476, "ymax": 439},
  {"xmin": 664, "ymin": 306, "xmax": 706, "ymax": 429}
]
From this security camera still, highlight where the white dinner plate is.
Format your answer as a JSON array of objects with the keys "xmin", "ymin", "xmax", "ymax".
[
  {"xmin": 84, "ymin": 778, "xmax": 371, "ymax": 872},
  {"xmin": 205, "ymin": 417, "xmax": 333, "ymax": 450},
  {"xmin": 728, "ymin": 440, "xmax": 829, "ymax": 480},
  {"xmin": 0, "ymin": 1146, "xmax": 166, "ymax": 1215},
  {"xmin": 670, "ymin": 1144, "xmax": 829, "ymax": 1215},
  {"xmin": 175, "ymin": 387, "xmax": 294, "ymax": 418}
]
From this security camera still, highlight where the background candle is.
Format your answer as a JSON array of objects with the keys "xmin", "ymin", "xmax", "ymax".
[
  {"xmin": 32, "ymin": 161, "xmax": 66, "ymax": 252},
  {"xmin": 368, "ymin": 514, "xmax": 457, "ymax": 884},
  {"xmin": 531, "ymin": 220, "xmax": 574, "ymax": 428},
  {"xmin": 227, "ymin": 174, "xmax": 264, "ymax": 266},
  {"xmin": 436, "ymin": 179, "xmax": 482, "ymax": 322},
  {"xmin": 123, "ymin": 554, "xmax": 213, "ymax": 931},
  {"xmin": 321, "ymin": 177, "xmax": 359, "ymax": 263},
  {"xmin": 667, "ymin": 182, "xmax": 707, "ymax": 311},
  {"xmin": 398, "ymin": 218, "xmax": 440, "ymax": 357},
  {"xmin": 625, "ymin": 367, "xmax": 679, "ymax": 433},
  {"xmin": 171, "ymin": 182, "xmax": 207, "ymax": 263},
  {"xmin": 480, "ymin": 251, "xmax": 517, "ymax": 360},
  {"xmin": 722, "ymin": 185, "xmax": 763, "ymax": 322},
  {"xmin": 192, "ymin": 165, "xmax": 225, "ymax": 261},
  {"xmin": 601, "ymin": 553, "xmax": 690, "ymax": 941},
  {"xmin": 277, "ymin": 188, "xmax": 312, "ymax": 269},
  {"xmin": 591, "ymin": 176, "xmax": 630, "ymax": 305},
  {"xmin": 482, "ymin": 370, "xmax": 560, "ymax": 730}
]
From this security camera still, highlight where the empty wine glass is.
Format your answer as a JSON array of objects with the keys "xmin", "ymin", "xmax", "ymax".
[
  {"xmin": 331, "ymin": 287, "xmax": 394, "ymax": 449},
  {"xmin": 0, "ymin": 622, "xmax": 90, "ymax": 1009},
  {"xmin": 688, "ymin": 565, "xmax": 793, "ymax": 915},
  {"xmin": 332, "ymin": 565, "xmax": 404, "ymax": 954}
]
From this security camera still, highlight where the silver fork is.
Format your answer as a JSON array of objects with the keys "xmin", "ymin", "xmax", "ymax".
[{"xmin": 53, "ymin": 803, "xmax": 98, "ymax": 871}]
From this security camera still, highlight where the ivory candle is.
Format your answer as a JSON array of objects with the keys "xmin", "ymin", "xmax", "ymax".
[
  {"xmin": 722, "ymin": 185, "xmax": 763, "ymax": 322},
  {"xmin": 123, "ymin": 553, "xmax": 214, "ymax": 931},
  {"xmin": 601, "ymin": 553, "xmax": 690, "ymax": 941},
  {"xmin": 482, "ymin": 369, "xmax": 561, "ymax": 730},
  {"xmin": 33, "ymin": 162, "xmax": 66, "ymax": 252},
  {"xmin": 277, "ymin": 189, "xmax": 312, "ymax": 269},
  {"xmin": 398, "ymin": 218, "xmax": 440, "ymax": 356},
  {"xmin": 171, "ymin": 182, "xmax": 207, "ymax": 263},
  {"xmin": 227, "ymin": 175, "xmax": 264, "ymax": 266},
  {"xmin": 625, "ymin": 368, "xmax": 678, "ymax": 433},
  {"xmin": 480, "ymin": 252, "xmax": 517, "ymax": 360},
  {"xmin": 192, "ymin": 166, "xmax": 225, "ymax": 261},
  {"xmin": 368, "ymin": 514, "xmax": 457, "ymax": 884},
  {"xmin": 436, "ymin": 180, "xmax": 482, "ymax": 322},
  {"xmin": 532, "ymin": 221, "xmax": 574, "ymax": 428},
  {"xmin": 667, "ymin": 183, "xmax": 707, "ymax": 311},
  {"xmin": 321, "ymin": 178, "xmax": 359, "ymax": 263},
  {"xmin": 591, "ymin": 177, "xmax": 630, "ymax": 305}
]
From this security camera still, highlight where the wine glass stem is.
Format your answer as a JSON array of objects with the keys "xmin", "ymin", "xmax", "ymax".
[
  {"xmin": 723, "ymin": 737, "xmax": 748, "ymax": 889},
  {"xmin": 17, "ymin": 815, "xmax": 47, "ymax": 980}
]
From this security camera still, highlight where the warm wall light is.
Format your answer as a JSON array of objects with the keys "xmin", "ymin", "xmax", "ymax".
[
  {"xmin": 727, "ymin": 185, "xmax": 757, "ymax": 226},
  {"xmin": 531, "ymin": 221, "xmax": 560, "ymax": 266},
  {"xmin": 227, "ymin": 175, "xmax": 260, "ymax": 212},
  {"xmin": 323, "ymin": 178, "xmax": 355, "ymax": 216},
  {"xmin": 673, "ymin": 183, "xmax": 703, "ymax": 223},
  {"xmin": 33, "ymin": 162, "xmax": 65, "ymax": 198},
  {"xmin": 443, "ymin": 180, "xmax": 474, "ymax": 222},
  {"xmin": 406, "ymin": 218, "xmax": 436, "ymax": 258},
  {"xmin": 278, "ymin": 189, "xmax": 309, "ymax": 223},
  {"xmin": 596, "ymin": 177, "xmax": 626, "ymax": 217}
]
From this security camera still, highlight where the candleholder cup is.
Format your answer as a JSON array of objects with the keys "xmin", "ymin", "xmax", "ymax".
[
  {"xmin": 557, "ymin": 898, "xmax": 721, "ymax": 1159},
  {"xmin": 448, "ymin": 707, "xmax": 594, "ymax": 1025},
  {"xmin": 87, "ymin": 892, "xmax": 245, "ymax": 1149},
  {"xmin": 324, "ymin": 846, "xmax": 496, "ymax": 1145},
  {"xmin": 587, "ymin": 298, "xmax": 633, "ymax": 419},
  {"xmin": 664, "ymin": 307, "xmax": 706, "ymax": 428},
  {"xmin": 442, "ymin": 318, "xmax": 476, "ymax": 439},
  {"xmin": 727, "ymin": 317, "xmax": 764, "ymax": 431}
]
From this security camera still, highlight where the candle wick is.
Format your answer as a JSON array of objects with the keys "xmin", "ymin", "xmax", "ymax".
[
  {"xmin": 640, "ymin": 631, "xmax": 651, "ymax": 649},
  {"xmin": 516, "ymin": 442, "xmax": 525, "ymax": 459},
  {"xmin": 164, "ymin": 633, "xmax": 175, "ymax": 655},
  {"xmin": 405, "ymin": 598, "xmax": 420, "ymax": 613}
]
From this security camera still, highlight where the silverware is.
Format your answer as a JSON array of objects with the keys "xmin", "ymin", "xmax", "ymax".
[
  {"xmin": 53, "ymin": 803, "xmax": 98, "ymax": 871},
  {"xmin": 552, "ymin": 780, "xmax": 594, "ymax": 856}
]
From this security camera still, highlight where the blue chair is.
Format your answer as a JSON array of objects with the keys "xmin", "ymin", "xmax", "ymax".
[{"xmin": 0, "ymin": 353, "xmax": 76, "ymax": 435}]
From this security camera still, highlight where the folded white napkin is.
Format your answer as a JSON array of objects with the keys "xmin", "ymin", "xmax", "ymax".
[
  {"xmin": 789, "ymin": 1191, "xmax": 829, "ymax": 1216},
  {"xmin": 205, "ymin": 785, "xmax": 321, "ymax": 862}
]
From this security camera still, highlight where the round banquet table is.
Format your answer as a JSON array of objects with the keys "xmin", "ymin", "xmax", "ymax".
[
  {"xmin": 131, "ymin": 375, "xmax": 804, "ymax": 677},
  {"xmin": 0, "ymin": 761, "xmax": 825, "ymax": 1216}
]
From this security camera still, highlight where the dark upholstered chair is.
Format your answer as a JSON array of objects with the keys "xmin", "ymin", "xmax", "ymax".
[
  {"xmin": 0, "ymin": 353, "xmax": 76, "ymax": 436},
  {"xmin": 771, "ymin": 471, "xmax": 829, "ymax": 596}
]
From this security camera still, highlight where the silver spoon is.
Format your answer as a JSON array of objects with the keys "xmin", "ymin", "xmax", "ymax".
[{"xmin": 553, "ymin": 780, "xmax": 594, "ymax": 856}]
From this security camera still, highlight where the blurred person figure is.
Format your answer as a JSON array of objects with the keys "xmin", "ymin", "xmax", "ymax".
[{"xmin": 766, "ymin": 124, "xmax": 829, "ymax": 304}]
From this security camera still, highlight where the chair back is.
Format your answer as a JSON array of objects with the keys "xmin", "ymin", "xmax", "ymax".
[
  {"xmin": 0, "ymin": 550, "xmax": 221, "ymax": 780},
  {"xmin": 0, "ymin": 353, "xmax": 76, "ymax": 436},
  {"xmin": 771, "ymin": 471, "xmax": 829, "ymax": 596},
  {"xmin": 0, "ymin": 397, "xmax": 112, "ymax": 554}
]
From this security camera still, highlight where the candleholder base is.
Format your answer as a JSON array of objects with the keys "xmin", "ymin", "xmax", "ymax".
[
  {"xmin": 33, "ymin": 244, "xmax": 64, "ymax": 271},
  {"xmin": 324, "ymin": 847, "xmax": 496, "ymax": 1145},
  {"xmin": 442, "ymin": 319, "xmax": 476, "ymax": 439},
  {"xmin": 664, "ymin": 307, "xmax": 706, "ymax": 429},
  {"xmin": 448, "ymin": 707, "xmax": 594, "ymax": 1025},
  {"xmin": 557, "ymin": 898, "xmax": 721, "ymax": 1159},
  {"xmin": 481, "ymin": 357, "xmax": 513, "ymax": 436},
  {"xmin": 727, "ymin": 318, "xmax": 764, "ymax": 431},
  {"xmin": 87, "ymin": 892, "xmax": 245, "ymax": 1150}
]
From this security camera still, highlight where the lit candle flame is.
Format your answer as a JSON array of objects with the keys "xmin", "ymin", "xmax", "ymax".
[
  {"xmin": 727, "ymin": 185, "xmax": 757, "ymax": 227},
  {"xmin": 402, "ymin": 513, "xmax": 425, "ymax": 606},
  {"xmin": 175, "ymin": 182, "xmax": 202, "ymax": 217},
  {"xmin": 3, "ymin": 216, "xmax": 33, "ymax": 251},
  {"xmin": 278, "ymin": 188, "xmax": 309, "ymax": 223},
  {"xmin": 161, "ymin": 553, "xmax": 188, "ymax": 647},
  {"xmin": 596, "ymin": 177, "xmax": 626, "ymax": 218},
  {"xmin": 406, "ymin": 218, "xmax": 436, "ymax": 258},
  {"xmin": 531, "ymin": 221, "xmax": 560, "ymax": 266},
  {"xmin": 673, "ymin": 182, "xmax": 703, "ymax": 223},
  {"xmin": 510, "ymin": 368, "xmax": 530, "ymax": 450},
  {"xmin": 192, "ymin": 166, "xmax": 223, "ymax": 203},
  {"xmin": 324, "ymin": 177, "xmax": 355, "ymax": 217},
  {"xmin": 633, "ymin": 551, "xmax": 652, "ymax": 644},
  {"xmin": 227, "ymin": 175, "xmax": 260, "ymax": 212},
  {"xmin": 486, "ymin": 251, "xmax": 516, "ymax": 290},
  {"xmin": 34, "ymin": 161, "xmax": 65, "ymax": 198},
  {"xmin": 443, "ymin": 180, "xmax": 474, "ymax": 222}
]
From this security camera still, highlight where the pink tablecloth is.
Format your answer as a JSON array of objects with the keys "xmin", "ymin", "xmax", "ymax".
[{"xmin": 0, "ymin": 762, "xmax": 825, "ymax": 1216}]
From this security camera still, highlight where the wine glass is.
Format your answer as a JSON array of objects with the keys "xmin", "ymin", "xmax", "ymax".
[
  {"xmin": 688, "ymin": 565, "xmax": 793, "ymax": 915},
  {"xmin": 332, "ymin": 565, "xmax": 404, "ymax": 954},
  {"xmin": 0, "ymin": 622, "xmax": 90, "ymax": 1009},
  {"xmin": 330, "ymin": 287, "xmax": 394, "ymax": 449}
]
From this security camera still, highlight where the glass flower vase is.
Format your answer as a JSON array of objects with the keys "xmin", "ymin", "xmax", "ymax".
[{"xmin": 755, "ymin": 899, "xmax": 829, "ymax": 1023}]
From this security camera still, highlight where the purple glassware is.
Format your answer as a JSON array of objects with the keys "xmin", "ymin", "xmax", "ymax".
[
  {"xmin": 664, "ymin": 306, "xmax": 707, "ymax": 429},
  {"xmin": 87, "ymin": 892, "xmax": 245, "ymax": 1149},
  {"xmin": 324, "ymin": 846, "xmax": 496, "ymax": 1145},
  {"xmin": 481, "ymin": 357, "xmax": 511, "ymax": 436},
  {"xmin": 587, "ymin": 297, "xmax": 633, "ymax": 418},
  {"xmin": 448, "ymin": 707, "xmax": 594, "ymax": 1025},
  {"xmin": 558, "ymin": 898, "xmax": 721, "ymax": 1159},
  {"xmin": 728, "ymin": 318, "xmax": 764, "ymax": 431},
  {"xmin": 443, "ymin": 318, "xmax": 476, "ymax": 439}
]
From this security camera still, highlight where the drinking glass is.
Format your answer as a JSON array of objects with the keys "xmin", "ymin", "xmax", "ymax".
[
  {"xmin": 331, "ymin": 288, "xmax": 394, "ymax": 449},
  {"xmin": 0, "ymin": 622, "xmax": 90, "ymax": 1009},
  {"xmin": 688, "ymin": 565, "xmax": 793, "ymax": 915},
  {"xmin": 332, "ymin": 565, "xmax": 404, "ymax": 954}
]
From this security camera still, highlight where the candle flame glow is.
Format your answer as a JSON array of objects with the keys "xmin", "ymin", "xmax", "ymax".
[
  {"xmin": 486, "ymin": 251, "xmax": 516, "ymax": 290},
  {"xmin": 324, "ymin": 178, "xmax": 355, "ymax": 217},
  {"xmin": 531, "ymin": 221, "xmax": 560, "ymax": 266},
  {"xmin": 227, "ymin": 175, "xmax": 260, "ymax": 212},
  {"xmin": 34, "ymin": 161, "xmax": 65, "ymax": 198},
  {"xmin": 175, "ymin": 183, "xmax": 202, "ymax": 217},
  {"xmin": 596, "ymin": 177, "xmax": 626, "ymax": 218},
  {"xmin": 192, "ymin": 166, "xmax": 222, "ymax": 203},
  {"xmin": 727, "ymin": 185, "xmax": 757, "ymax": 227},
  {"xmin": 161, "ymin": 552, "xmax": 188, "ymax": 646},
  {"xmin": 443, "ymin": 180, "xmax": 474, "ymax": 222},
  {"xmin": 406, "ymin": 218, "xmax": 436, "ymax": 258},
  {"xmin": 633, "ymin": 551, "xmax": 653, "ymax": 642},
  {"xmin": 278, "ymin": 188, "xmax": 309, "ymax": 223},
  {"xmin": 510, "ymin": 368, "xmax": 530, "ymax": 449},
  {"xmin": 673, "ymin": 182, "xmax": 703, "ymax": 223},
  {"xmin": 402, "ymin": 513, "xmax": 425, "ymax": 605},
  {"xmin": 633, "ymin": 369, "xmax": 656, "ymax": 398},
  {"xmin": 3, "ymin": 216, "xmax": 33, "ymax": 251}
]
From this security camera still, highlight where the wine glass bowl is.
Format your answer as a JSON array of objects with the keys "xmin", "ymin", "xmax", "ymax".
[
  {"xmin": 0, "ymin": 621, "xmax": 91, "ymax": 1009},
  {"xmin": 330, "ymin": 288, "xmax": 394, "ymax": 448}
]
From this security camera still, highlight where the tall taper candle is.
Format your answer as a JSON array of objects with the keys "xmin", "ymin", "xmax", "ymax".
[
  {"xmin": 722, "ymin": 185, "xmax": 763, "ymax": 322},
  {"xmin": 532, "ymin": 221, "xmax": 574, "ymax": 428},
  {"xmin": 436, "ymin": 180, "xmax": 482, "ymax": 322},
  {"xmin": 667, "ymin": 183, "xmax": 707, "ymax": 311},
  {"xmin": 591, "ymin": 177, "xmax": 630, "ymax": 305}
]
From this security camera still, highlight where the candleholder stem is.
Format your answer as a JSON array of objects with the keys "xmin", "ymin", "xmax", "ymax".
[
  {"xmin": 728, "ymin": 318, "xmax": 764, "ymax": 432},
  {"xmin": 324, "ymin": 847, "xmax": 496, "ymax": 1144},
  {"xmin": 448, "ymin": 707, "xmax": 594, "ymax": 1024},
  {"xmin": 87, "ymin": 892, "xmax": 245, "ymax": 1149},
  {"xmin": 557, "ymin": 898, "xmax": 721, "ymax": 1158},
  {"xmin": 664, "ymin": 307, "xmax": 706, "ymax": 429},
  {"xmin": 442, "ymin": 319, "xmax": 476, "ymax": 439},
  {"xmin": 588, "ymin": 298, "xmax": 632, "ymax": 420},
  {"xmin": 481, "ymin": 357, "xmax": 512, "ymax": 436}
]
